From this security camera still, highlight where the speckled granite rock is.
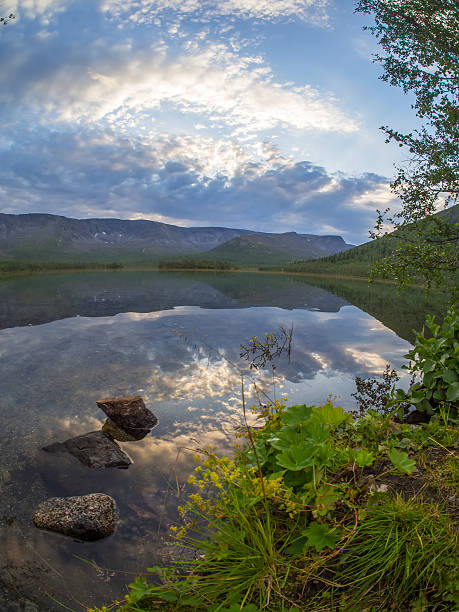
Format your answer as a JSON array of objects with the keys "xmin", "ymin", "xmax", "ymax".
[
  {"xmin": 96, "ymin": 395, "xmax": 158, "ymax": 440},
  {"xmin": 32, "ymin": 493, "xmax": 118, "ymax": 541},
  {"xmin": 43, "ymin": 431, "xmax": 132, "ymax": 469}
]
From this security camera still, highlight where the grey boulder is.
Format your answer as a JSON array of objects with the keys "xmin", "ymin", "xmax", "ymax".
[
  {"xmin": 43, "ymin": 431, "xmax": 132, "ymax": 469},
  {"xmin": 33, "ymin": 493, "xmax": 118, "ymax": 541}
]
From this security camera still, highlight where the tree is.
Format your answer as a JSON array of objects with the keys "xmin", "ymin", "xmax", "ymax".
[
  {"xmin": 355, "ymin": 0, "xmax": 458, "ymax": 295},
  {"xmin": 0, "ymin": 13, "xmax": 15, "ymax": 25}
]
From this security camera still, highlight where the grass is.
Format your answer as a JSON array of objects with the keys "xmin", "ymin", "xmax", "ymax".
[{"xmin": 331, "ymin": 495, "xmax": 457, "ymax": 610}]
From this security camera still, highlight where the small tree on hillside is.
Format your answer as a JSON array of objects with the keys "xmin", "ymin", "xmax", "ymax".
[{"xmin": 355, "ymin": 0, "xmax": 458, "ymax": 295}]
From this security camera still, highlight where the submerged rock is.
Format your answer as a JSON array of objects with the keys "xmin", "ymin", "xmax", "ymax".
[
  {"xmin": 43, "ymin": 431, "xmax": 132, "ymax": 469},
  {"xmin": 32, "ymin": 493, "xmax": 118, "ymax": 541},
  {"xmin": 96, "ymin": 395, "xmax": 158, "ymax": 440}
]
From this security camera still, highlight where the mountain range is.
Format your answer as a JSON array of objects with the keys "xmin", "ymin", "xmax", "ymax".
[{"xmin": 0, "ymin": 213, "xmax": 354, "ymax": 264}]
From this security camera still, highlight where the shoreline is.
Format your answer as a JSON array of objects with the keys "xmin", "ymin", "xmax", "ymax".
[{"xmin": 0, "ymin": 264, "xmax": 431, "ymax": 289}]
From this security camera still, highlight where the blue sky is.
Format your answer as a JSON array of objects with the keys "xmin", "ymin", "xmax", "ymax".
[{"xmin": 0, "ymin": 0, "xmax": 415, "ymax": 244}]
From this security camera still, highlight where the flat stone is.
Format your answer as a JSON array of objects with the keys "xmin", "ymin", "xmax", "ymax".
[
  {"xmin": 96, "ymin": 395, "xmax": 158, "ymax": 440},
  {"xmin": 33, "ymin": 493, "xmax": 118, "ymax": 541},
  {"xmin": 43, "ymin": 431, "xmax": 132, "ymax": 469}
]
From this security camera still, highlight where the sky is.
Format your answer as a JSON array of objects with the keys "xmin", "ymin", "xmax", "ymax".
[{"xmin": 0, "ymin": 0, "xmax": 417, "ymax": 244}]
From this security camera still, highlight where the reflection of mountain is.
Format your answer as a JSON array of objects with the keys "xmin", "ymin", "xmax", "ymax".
[
  {"xmin": 0, "ymin": 271, "xmax": 349, "ymax": 329},
  {"xmin": 301, "ymin": 276, "xmax": 448, "ymax": 343}
]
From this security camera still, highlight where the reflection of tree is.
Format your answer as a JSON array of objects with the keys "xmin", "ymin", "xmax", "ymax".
[{"xmin": 302, "ymin": 276, "xmax": 448, "ymax": 343}]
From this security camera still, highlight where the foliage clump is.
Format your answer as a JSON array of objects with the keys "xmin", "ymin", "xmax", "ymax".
[
  {"xmin": 390, "ymin": 306, "xmax": 459, "ymax": 417},
  {"xmin": 355, "ymin": 0, "xmax": 459, "ymax": 295},
  {"xmin": 91, "ymin": 395, "xmax": 458, "ymax": 612}
]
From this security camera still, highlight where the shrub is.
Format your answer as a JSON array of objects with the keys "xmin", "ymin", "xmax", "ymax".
[{"xmin": 390, "ymin": 306, "xmax": 458, "ymax": 417}]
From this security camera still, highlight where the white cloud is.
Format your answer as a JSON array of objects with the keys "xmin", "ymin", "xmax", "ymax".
[
  {"xmin": 101, "ymin": 0, "xmax": 330, "ymax": 26},
  {"xmin": 1, "ymin": 0, "xmax": 72, "ymax": 22},
  {"xmin": 350, "ymin": 183, "xmax": 397, "ymax": 210},
  {"xmin": 10, "ymin": 39, "xmax": 357, "ymax": 137}
]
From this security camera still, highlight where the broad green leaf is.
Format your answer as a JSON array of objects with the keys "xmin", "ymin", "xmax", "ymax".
[
  {"xmin": 303, "ymin": 420, "xmax": 330, "ymax": 444},
  {"xmin": 268, "ymin": 428, "xmax": 304, "ymax": 451},
  {"xmin": 284, "ymin": 468, "xmax": 313, "ymax": 487},
  {"xmin": 387, "ymin": 448, "xmax": 416, "ymax": 474},
  {"xmin": 311, "ymin": 403, "xmax": 350, "ymax": 428},
  {"xmin": 433, "ymin": 388, "xmax": 445, "ymax": 401},
  {"xmin": 267, "ymin": 470, "xmax": 286, "ymax": 481},
  {"xmin": 314, "ymin": 443, "xmax": 331, "ymax": 468},
  {"xmin": 422, "ymin": 360, "xmax": 436, "ymax": 373},
  {"xmin": 281, "ymin": 404, "xmax": 312, "ymax": 427},
  {"xmin": 127, "ymin": 577, "xmax": 153, "ymax": 601},
  {"xmin": 301, "ymin": 522, "xmax": 340, "ymax": 552},
  {"xmin": 351, "ymin": 448, "xmax": 375, "ymax": 467},
  {"xmin": 313, "ymin": 486, "xmax": 342, "ymax": 516},
  {"xmin": 275, "ymin": 444, "xmax": 315, "ymax": 471},
  {"xmin": 446, "ymin": 382, "xmax": 459, "ymax": 402}
]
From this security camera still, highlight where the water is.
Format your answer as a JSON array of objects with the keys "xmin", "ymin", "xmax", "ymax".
[{"xmin": 0, "ymin": 271, "xmax": 445, "ymax": 611}]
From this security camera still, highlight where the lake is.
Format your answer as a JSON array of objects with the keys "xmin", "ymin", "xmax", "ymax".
[{"xmin": 0, "ymin": 271, "xmax": 446, "ymax": 611}]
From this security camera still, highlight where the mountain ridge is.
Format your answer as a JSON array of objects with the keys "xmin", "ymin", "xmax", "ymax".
[{"xmin": 0, "ymin": 212, "xmax": 355, "ymax": 264}]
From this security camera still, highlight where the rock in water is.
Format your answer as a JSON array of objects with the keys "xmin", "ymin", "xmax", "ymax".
[
  {"xmin": 33, "ymin": 493, "xmax": 118, "ymax": 541},
  {"xmin": 102, "ymin": 418, "xmax": 137, "ymax": 442},
  {"xmin": 96, "ymin": 395, "xmax": 158, "ymax": 440},
  {"xmin": 43, "ymin": 431, "xmax": 132, "ymax": 469}
]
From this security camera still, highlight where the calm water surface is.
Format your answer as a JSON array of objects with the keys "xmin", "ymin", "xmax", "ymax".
[{"xmin": 0, "ymin": 271, "xmax": 445, "ymax": 611}]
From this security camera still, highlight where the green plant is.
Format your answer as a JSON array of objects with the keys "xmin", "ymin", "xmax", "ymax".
[
  {"xmin": 390, "ymin": 306, "xmax": 459, "ymax": 415},
  {"xmin": 333, "ymin": 495, "xmax": 458, "ymax": 610},
  {"xmin": 93, "ymin": 398, "xmax": 458, "ymax": 612},
  {"xmin": 355, "ymin": 0, "xmax": 459, "ymax": 294}
]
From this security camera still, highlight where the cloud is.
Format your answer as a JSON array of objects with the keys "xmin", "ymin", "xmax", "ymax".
[
  {"xmin": 2, "ymin": 34, "xmax": 357, "ymax": 137},
  {"xmin": 1, "ymin": 0, "xmax": 72, "ymax": 22},
  {"xmin": 0, "ymin": 126, "xmax": 398, "ymax": 243},
  {"xmin": 101, "ymin": 0, "xmax": 330, "ymax": 26}
]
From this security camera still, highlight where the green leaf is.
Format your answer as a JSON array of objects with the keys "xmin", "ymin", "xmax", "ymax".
[
  {"xmin": 446, "ymin": 382, "xmax": 459, "ymax": 402},
  {"xmin": 313, "ymin": 486, "xmax": 342, "ymax": 516},
  {"xmin": 268, "ymin": 429, "xmax": 303, "ymax": 451},
  {"xmin": 127, "ymin": 577, "xmax": 153, "ymax": 601},
  {"xmin": 387, "ymin": 449, "xmax": 416, "ymax": 474},
  {"xmin": 281, "ymin": 404, "xmax": 312, "ymax": 427},
  {"xmin": 302, "ymin": 420, "xmax": 331, "ymax": 444},
  {"xmin": 311, "ymin": 403, "xmax": 350, "ymax": 428},
  {"xmin": 275, "ymin": 444, "xmax": 315, "ymax": 471},
  {"xmin": 351, "ymin": 449, "xmax": 376, "ymax": 467},
  {"xmin": 433, "ymin": 388, "xmax": 445, "ymax": 401},
  {"xmin": 156, "ymin": 590, "xmax": 179, "ymax": 602},
  {"xmin": 422, "ymin": 360, "xmax": 436, "ymax": 373},
  {"xmin": 285, "ymin": 536, "xmax": 307, "ymax": 556},
  {"xmin": 301, "ymin": 522, "xmax": 340, "ymax": 552}
]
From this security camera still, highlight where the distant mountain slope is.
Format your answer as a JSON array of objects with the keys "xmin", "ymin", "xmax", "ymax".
[
  {"xmin": 0, "ymin": 213, "xmax": 355, "ymax": 264},
  {"xmin": 204, "ymin": 232, "xmax": 355, "ymax": 265},
  {"xmin": 273, "ymin": 205, "xmax": 459, "ymax": 277},
  {"xmin": 0, "ymin": 213, "xmax": 252, "ymax": 262}
]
